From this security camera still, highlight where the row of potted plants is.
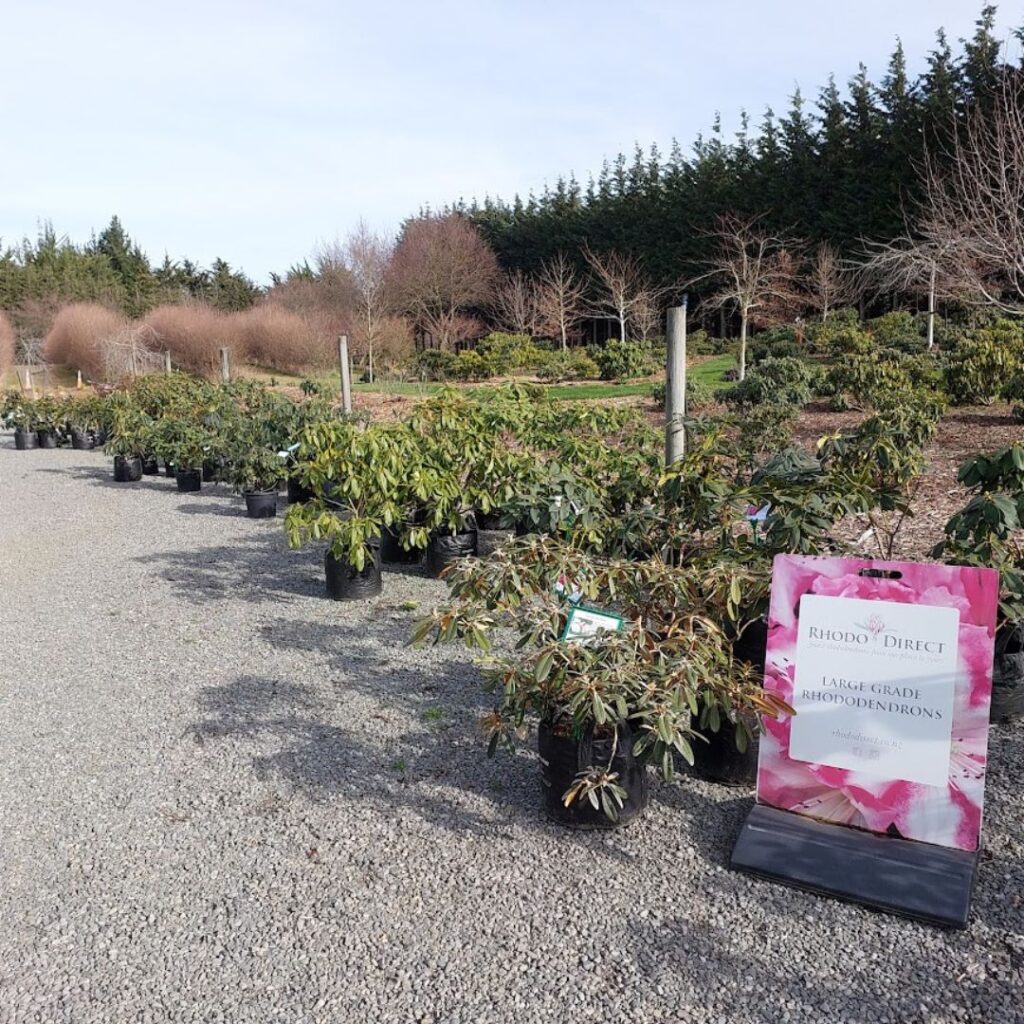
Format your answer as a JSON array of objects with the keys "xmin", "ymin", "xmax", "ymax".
[{"xmin": 5, "ymin": 373, "xmax": 1018, "ymax": 832}]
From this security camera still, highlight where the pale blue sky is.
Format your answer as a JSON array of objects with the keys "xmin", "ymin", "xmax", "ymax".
[{"xmin": 1, "ymin": 1, "xmax": 1019, "ymax": 282}]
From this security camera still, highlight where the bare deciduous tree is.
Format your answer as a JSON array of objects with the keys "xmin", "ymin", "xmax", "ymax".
[
  {"xmin": 582, "ymin": 245, "xmax": 648, "ymax": 345},
  {"xmin": 631, "ymin": 288, "xmax": 662, "ymax": 344},
  {"xmin": 919, "ymin": 74, "xmax": 1024, "ymax": 315},
  {"xmin": 806, "ymin": 243, "xmax": 858, "ymax": 322},
  {"xmin": 535, "ymin": 252, "xmax": 586, "ymax": 351},
  {"xmin": 388, "ymin": 214, "xmax": 499, "ymax": 349},
  {"xmin": 492, "ymin": 269, "xmax": 540, "ymax": 336},
  {"xmin": 857, "ymin": 232, "xmax": 968, "ymax": 349},
  {"xmin": 693, "ymin": 214, "xmax": 799, "ymax": 380},
  {"xmin": 344, "ymin": 220, "xmax": 393, "ymax": 382}
]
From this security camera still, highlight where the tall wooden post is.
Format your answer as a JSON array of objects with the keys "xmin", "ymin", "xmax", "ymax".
[
  {"xmin": 338, "ymin": 334, "xmax": 352, "ymax": 414},
  {"xmin": 164, "ymin": 351, "xmax": 173, "ymax": 374},
  {"xmin": 665, "ymin": 297, "xmax": 687, "ymax": 466},
  {"xmin": 926, "ymin": 263, "xmax": 937, "ymax": 351},
  {"xmin": 220, "ymin": 347, "xmax": 230, "ymax": 383}
]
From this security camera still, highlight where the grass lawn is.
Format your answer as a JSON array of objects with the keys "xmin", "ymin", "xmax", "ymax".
[
  {"xmin": 5, "ymin": 353, "xmax": 737, "ymax": 403},
  {"xmin": 349, "ymin": 353, "xmax": 737, "ymax": 402}
]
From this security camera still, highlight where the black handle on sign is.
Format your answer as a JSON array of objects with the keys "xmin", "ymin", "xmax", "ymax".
[{"xmin": 858, "ymin": 568, "xmax": 903, "ymax": 580}]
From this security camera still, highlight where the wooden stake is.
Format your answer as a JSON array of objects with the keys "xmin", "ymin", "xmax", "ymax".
[
  {"xmin": 665, "ymin": 299, "xmax": 687, "ymax": 466},
  {"xmin": 220, "ymin": 347, "xmax": 230, "ymax": 383},
  {"xmin": 338, "ymin": 335, "xmax": 352, "ymax": 414}
]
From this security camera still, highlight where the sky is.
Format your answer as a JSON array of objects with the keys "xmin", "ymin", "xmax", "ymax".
[{"xmin": 1, "ymin": 1, "xmax": 1020, "ymax": 283}]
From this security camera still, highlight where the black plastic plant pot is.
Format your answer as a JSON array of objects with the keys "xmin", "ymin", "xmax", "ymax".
[
  {"xmin": 202, "ymin": 460, "xmax": 221, "ymax": 483},
  {"xmin": 112, "ymin": 455, "xmax": 143, "ymax": 483},
  {"xmin": 141, "ymin": 455, "xmax": 160, "ymax": 475},
  {"xmin": 70, "ymin": 429, "xmax": 96, "ymax": 451},
  {"xmin": 164, "ymin": 461, "xmax": 176, "ymax": 478},
  {"xmin": 14, "ymin": 428, "xmax": 35, "ymax": 450},
  {"xmin": 244, "ymin": 490, "xmax": 278, "ymax": 519},
  {"xmin": 324, "ymin": 546, "xmax": 382, "ymax": 601},
  {"xmin": 992, "ymin": 621, "xmax": 1024, "ymax": 723},
  {"xmin": 688, "ymin": 720, "xmax": 759, "ymax": 787},
  {"xmin": 381, "ymin": 524, "xmax": 423, "ymax": 564},
  {"xmin": 732, "ymin": 617, "xmax": 769, "ymax": 678},
  {"xmin": 537, "ymin": 719, "xmax": 649, "ymax": 829},
  {"xmin": 287, "ymin": 477, "xmax": 314, "ymax": 505},
  {"xmin": 476, "ymin": 509, "xmax": 506, "ymax": 531},
  {"xmin": 425, "ymin": 525, "xmax": 478, "ymax": 578},
  {"xmin": 36, "ymin": 430, "xmax": 58, "ymax": 449},
  {"xmin": 176, "ymin": 467, "xmax": 202, "ymax": 493}
]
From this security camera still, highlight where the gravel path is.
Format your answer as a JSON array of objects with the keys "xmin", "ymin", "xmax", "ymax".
[{"xmin": 1, "ymin": 440, "xmax": 1022, "ymax": 1024}]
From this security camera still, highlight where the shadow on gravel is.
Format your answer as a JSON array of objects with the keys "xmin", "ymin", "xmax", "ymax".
[
  {"xmin": 136, "ymin": 533, "xmax": 323, "ymax": 604},
  {"xmin": 625, "ymin": 907, "xmax": 1015, "ymax": 1022},
  {"xmin": 39, "ymin": 464, "xmax": 172, "ymax": 493},
  {"xmin": 176, "ymin": 500, "xmax": 250, "ymax": 518},
  {"xmin": 653, "ymin": 784, "xmax": 752, "ymax": 869},
  {"xmin": 190, "ymin": 671, "xmax": 530, "ymax": 837},
  {"xmin": 211, "ymin": 616, "xmax": 649, "ymax": 859}
]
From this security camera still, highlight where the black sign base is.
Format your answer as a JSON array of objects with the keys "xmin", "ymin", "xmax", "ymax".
[{"xmin": 731, "ymin": 804, "xmax": 979, "ymax": 929}]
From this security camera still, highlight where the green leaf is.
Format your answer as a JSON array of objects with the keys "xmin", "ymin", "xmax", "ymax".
[{"xmin": 534, "ymin": 651, "xmax": 554, "ymax": 684}]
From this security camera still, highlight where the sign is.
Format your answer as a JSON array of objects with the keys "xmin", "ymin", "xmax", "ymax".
[
  {"xmin": 561, "ymin": 606, "xmax": 624, "ymax": 643},
  {"xmin": 757, "ymin": 555, "xmax": 998, "ymax": 852}
]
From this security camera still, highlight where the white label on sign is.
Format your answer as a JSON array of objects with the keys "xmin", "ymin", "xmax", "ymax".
[{"xmin": 789, "ymin": 594, "xmax": 959, "ymax": 788}]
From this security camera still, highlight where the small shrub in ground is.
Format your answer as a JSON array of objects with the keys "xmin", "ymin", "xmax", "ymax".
[
  {"xmin": 805, "ymin": 311, "xmax": 872, "ymax": 356},
  {"xmin": 591, "ymin": 338, "xmax": 647, "ymax": 381},
  {"xmin": 536, "ymin": 350, "xmax": 600, "ymax": 382},
  {"xmin": 718, "ymin": 357, "xmax": 813, "ymax": 407},
  {"xmin": 474, "ymin": 332, "xmax": 541, "ymax": 375},
  {"xmin": 930, "ymin": 316, "xmax": 970, "ymax": 351},
  {"xmin": 235, "ymin": 304, "xmax": 332, "ymax": 375},
  {"xmin": 43, "ymin": 303, "xmax": 127, "ymax": 380},
  {"xmin": 943, "ymin": 338, "xmax": 1024, "ymax": 405},
  {"xmin": 450, "ymin": 349, "xmax": 491, "ymax": 381},
  {"xmin": 143, "ymin": 304, "xmax": 244, "ymax": 377},
  {"xmin": 825, "ymin": 324, "xmax": 874, "ymax": 357},
  {"xmin": 896, "ymin": 352, "xmax": 943, "ymax": 391},
  {"xmin": 0, "ymin": 311, "xmax": 14, "ymax": 379},
  {"xmin": 412, "ymin": 349, "xmax": 459, "ymax": 381},
  {"xmin": 1002, "ymin": 369, "xmax": 1024, "ymax": 405},
  {"xmin": 824, "ymin": 353, "xmax": 920, "ymax": 408},
  {"xmin": 735, "ymin": 403, "xmax": 800, "ymax": 465},
  {"xmin": 685, "ymin": 329, "xmax": 716, "ymax": 356},
  {"xmin": 651, "ymin": 377, "xmax": 713, "ymax": 411},
  {"xmin": 868, "ymin": 311, "xmax": 922, "ymax": 351},
  {"xmin": 748, "ymin": 326, "xmax": 801, "ymax": 364}
]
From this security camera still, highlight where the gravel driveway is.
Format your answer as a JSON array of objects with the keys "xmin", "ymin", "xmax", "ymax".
[{"xmin": 1, "ymin": 441, "xmax": 1022, "ymax": 1024}]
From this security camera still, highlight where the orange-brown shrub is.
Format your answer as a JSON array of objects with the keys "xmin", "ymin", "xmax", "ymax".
[
  {"xmin": 142, "ymin": 304, "xmax": 243, "ymax": 377},
  {"xmin": 0, "ymin": 310, "xmax": 15, "ymax": 379},
  {"xmin": 235, "ymin": 304, "xmax": 334, "ymax": 375},
  {"xmin": 43, "ymin": 303, "xmax": 127, "ymax": 380}
]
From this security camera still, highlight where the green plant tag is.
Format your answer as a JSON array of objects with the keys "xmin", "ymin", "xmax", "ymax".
[{"xmin": 561, "ymin": 606, "xmax": 624, "ymax": 643}]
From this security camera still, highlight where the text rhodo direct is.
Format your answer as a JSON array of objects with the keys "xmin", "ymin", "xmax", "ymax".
[{"xmin": 807, "ymin": 626, "xmax": 947, "ymax": 653}]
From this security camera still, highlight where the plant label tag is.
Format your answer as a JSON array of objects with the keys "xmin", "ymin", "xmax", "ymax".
[
  {"xmin": 554, "ymin": 573, "xmax": 583, "ymax": 604},
  {"xmin": 745, "ymin": 503, "xmax": 770, "ymax": 523},
  {"xmin": 562, "ymin": 606, "xmax": 624, "ymax": 643}
]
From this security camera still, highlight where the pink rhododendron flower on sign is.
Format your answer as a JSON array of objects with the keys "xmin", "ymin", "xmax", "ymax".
[{"xmin": 756, "ymin": 555, "xmax": 998, "ymax": 852}]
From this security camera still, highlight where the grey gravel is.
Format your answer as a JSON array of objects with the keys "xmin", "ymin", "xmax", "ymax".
[{"xmin": 1, "ymin": 440, "xmax": 1022, "ymax": 1024}]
